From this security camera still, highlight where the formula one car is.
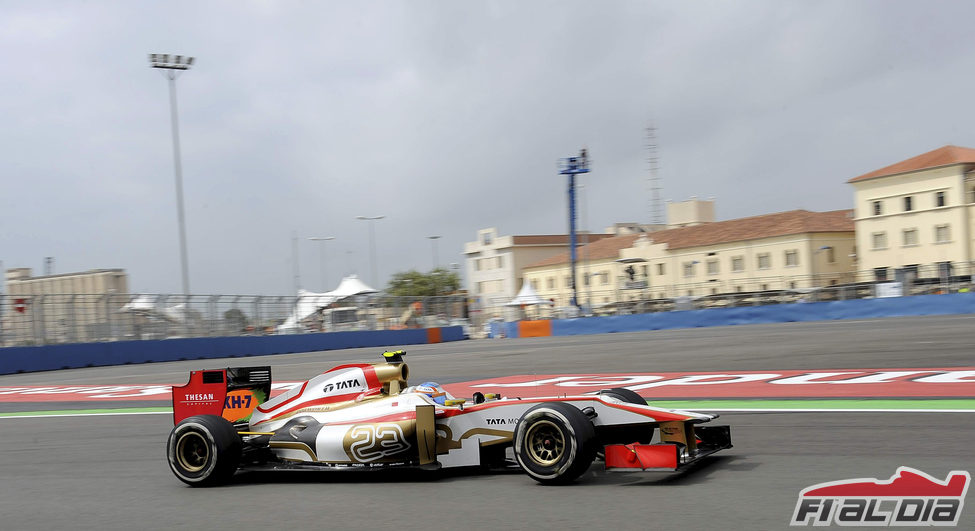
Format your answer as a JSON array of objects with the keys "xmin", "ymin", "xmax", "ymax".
[{"xmin": 166, "ymin": 350, "xmax": 732, "ymax": 486}]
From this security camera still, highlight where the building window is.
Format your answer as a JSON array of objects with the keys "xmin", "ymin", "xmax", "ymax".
[
  {"xmin": 757, "ymin": 253, "xmax": 771, "ymax": 270},
  {"xmin": 826, "ymin": 247, "xmax": 835, "ymax": 263},
  {"xmin": 706, "ymin": 259, "xmax": 719, "ymax": 275},
  {"xmin": 656, "ymin": 263, "xmax": 665, "ymax": 275},
  {"xmin": 583, "ymin": 273, "xmax": 591, "ymax": 287},
  {"xmin": 640, "ymin": 265, "xmax": 648, "ymax": 277},
  {"xmin": 935, "ymin": 191, "xmax": 946, "ymax": 207},
  {"xmin": 904, "ymin": 196, "xmax": 913, "ymax": 211},
  {"xmin": 482, "ymin": 233, "xmax": 492, "ymax": 245},
  {"xmin": 683, "ymin": 262, "xmax": 696, "ymax": 277},
  {"xmin": 871, "ymin": 232, "xmax": 887, "ymax": 250},
  {"xmin": 874, "ymin": 267, "xmax": 888, "ymax": 281},
  {"xmin": 600, "ymin": 271, "xmax": 610, "ymax": 285},
  {"xmin": 564, "ymin": 276, "xmax": 571, "ymax": 288},
  {"xmin": 530, "ymin": 279, "xmax": 538, "ymax": 291},
  {"xmin": 784, "ymin": 250, "xmax": 799, "ymax": 267},
  {"xmin": 872, "ymin": 201, "xmax": 882, "ymax": 216},
  {"xmin": 938, "ymin": 261, "xmax": 954, "ymax": 278},
  {"xmin": 935, "ymin": 224, "xmax": 950, "ymax": 243},
  {"xmin": 731, "ymin": 256, "xmax": 744, "ymax": 272},
  {"xmin": 546, "ymin": 277, "xmax": 554, "ymax": 290},
  {"xmin": 474, "ymin": 259, "xmax": 482, "ymax": 271},
  {"xmin": 902, "ymin": 229, "xmax": 918, "ymax": 246}
]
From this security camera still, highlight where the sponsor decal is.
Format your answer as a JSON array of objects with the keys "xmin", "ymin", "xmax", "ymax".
[
  {"xmin": 221, "ymin": 389, "xmax": 264, "ymax": 422},
  {"xmin": 322, "ymin": 378, "xmax": 362, "ymax": 395},
  {"xmin": 2, "ymin": 367, "xmax": 973, "ymax": 403},
  {"xmin": 462, "ymin": 368, "xmax": 975, "ymax": 399},
  {"xmin": 180, "ymin": 392, "xmax": 218, "ymax": 406},
  {"xmin": 790, "ymin": 466, "xmax": 970, "ymax": 527},
  {"xmin": 0, "ymin": 382, "xmax": 300, "ymax": 402},
  {"xmin": 485, "ymin": 417, "xmax": 518, "ymax": 425},
  {"xmin": 345, "ymin": 423, "xmax": 412, "ymax": 463}
]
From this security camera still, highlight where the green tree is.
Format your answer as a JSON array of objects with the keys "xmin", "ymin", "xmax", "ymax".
[
  {"xmin": 223, "ymin": 308, "xmax": 249, "ymax": 330},
  {"xmin": 387, "ymin": 268, "xmax": 461, "ymax": 296}
]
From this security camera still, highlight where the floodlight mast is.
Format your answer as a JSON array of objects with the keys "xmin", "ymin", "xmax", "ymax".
[
  {"xmin": 559, "ymin": 149, "xmax": 590, "ymax": 310},
  {"xmin": 149, "ymin": 53, "xmax": 194, "ymax": 297}
]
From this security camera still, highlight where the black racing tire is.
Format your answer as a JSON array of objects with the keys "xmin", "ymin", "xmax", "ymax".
[
  {"xmin": 513, "ymin": 402, "xmax": 597, "ymax": 485},
  {"xmin": 167, "ymin": 415, "xmax": 242, "ymax": 487},
  {"xmin": 597, "ymin": 387, "xmax": 646, "ymax": 405}
]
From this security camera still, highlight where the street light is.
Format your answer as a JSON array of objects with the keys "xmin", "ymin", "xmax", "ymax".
[
  {"xmin": 427, "ymin": 235, "xmax": 441, "ymax": 270},
  {"xmin": 558, "ymin": 149, "xmax": 590, "ymax": 309},
  {"xmin": 149, "ymin": 53, "xmax": 195, "ymax": 296},
  {"xmin": 356, "ymin": 215, "xmax": 385, "ymax": 288},
  {"xmin": 308, "ymin": 236, "xmax": 335, "ymax": 291}
]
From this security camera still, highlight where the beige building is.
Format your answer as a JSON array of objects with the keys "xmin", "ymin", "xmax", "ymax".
[
  {"xmin": 463, "ymin": 228, "xmax": 616, "ymax": 319},
  {"xmin": 3, "ymin": 268, "xmax": 129, "ymax": 345},
  {"xmin": 523, "ymin": 207, "xmax": 855, "ymax": 308},
  {"xmin": 847, "ymin": 145, "xmax": 975, "ymax": 282}
]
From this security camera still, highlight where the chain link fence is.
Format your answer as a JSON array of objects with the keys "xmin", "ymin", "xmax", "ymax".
[
  {"xmin": 483, "ymin": 262, "xmax": 975, "ymax": 321},
  {"xmin": 0, "ymin": 293, "xmax": 468, "ymax": 347},
  {"xmin": 4, "ymin": 263, "xmax": 974, "ymax": 346}
]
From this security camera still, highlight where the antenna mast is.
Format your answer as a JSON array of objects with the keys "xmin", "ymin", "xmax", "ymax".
[{"xmin": 646, "ymin": 125, "xmax": 663, "ymax": 226}]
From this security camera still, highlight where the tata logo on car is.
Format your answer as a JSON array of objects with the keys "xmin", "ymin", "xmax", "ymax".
[
  {"xmin": 322, "ymin": 379, "xmax": 362, "ymax": 395},
  {"xmin": 486, "ymin": 418, "xmax": 518, "ymax": 425}
]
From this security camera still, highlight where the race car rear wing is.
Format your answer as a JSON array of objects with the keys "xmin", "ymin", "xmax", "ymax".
[{"xmin": 172, "ymin": 366, "xmax": 272, "ymax": 425}]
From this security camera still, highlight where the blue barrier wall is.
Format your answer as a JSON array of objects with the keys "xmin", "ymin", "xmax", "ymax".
[
  {"xmin": 496, "ymin": 293, "xmax": 975, "ymax": 338},
  {"xmin": 0, "ymin": 326, "xmax": 466, "ymax": 375}
]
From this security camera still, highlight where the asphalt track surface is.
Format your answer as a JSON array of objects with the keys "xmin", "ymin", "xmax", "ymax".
[{"xmin": 1, "ymin": 315, "xmax": 973, "ymax": 530}]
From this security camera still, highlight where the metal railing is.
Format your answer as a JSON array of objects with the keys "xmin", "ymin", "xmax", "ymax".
[
  {"xmin": 0, "ymin": 293, "xmax": 468, "ymax": 347},
  {"xmin": 484, "ymin": 262, "xmax": 975, "ymax": 320},
  {"xmin": 4, "ymin": 263, "xmax": 974, "ymax": 346}
]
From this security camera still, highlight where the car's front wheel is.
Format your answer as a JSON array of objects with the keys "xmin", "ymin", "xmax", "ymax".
[
  {"xmin": 167, "ymin": 415, "xmax": 241, "ymax": 487},
  {"xmin": 513, "ymin": 402, "xmax": 597, "ymax": 485}
]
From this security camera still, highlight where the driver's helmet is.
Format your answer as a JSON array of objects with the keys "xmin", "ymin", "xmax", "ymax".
[{"xmin": 413, "ymin": 381, "xmax": 448, "ymax": 405}]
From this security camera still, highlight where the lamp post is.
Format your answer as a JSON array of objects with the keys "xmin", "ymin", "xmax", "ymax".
[
  {"xmin": 356, "ymin": 215, "xmax": 385, "ymax": 288},
  {"xmin": 308, "ymin": 236, "xmax": 335, "ymax": 291},
  {"xmin": 149, "ymin": 53, "xmax": 195, "ymax": 296},
  {"xmin": 558, "ymin": 149, "xmax": 590, "ymax": 309},
  {"xmin": 427, "ymin": 235, "xmax": 441, "ymax": 270}
]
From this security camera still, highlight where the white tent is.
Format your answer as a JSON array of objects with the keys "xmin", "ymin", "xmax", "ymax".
[
  {"xmin": 277, "ymin": 275, "xmax": 378, "ymax": 332},
  {"xmin": 505, "ymin": 280, "xmax": 554, "ymax": 306},
  {"xmin": 119, "ymin": 294, "xmax": 191, "ymax": 323}
]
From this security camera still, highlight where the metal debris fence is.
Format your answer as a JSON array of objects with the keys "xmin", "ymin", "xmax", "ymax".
[
  {"xmin": 482, "ymin": 262, "xmax": 975, "ymax": 320},
  {"xmin": 0, "ymin": 293, "xmax": 468, "ymax": 347},
  {"xmin": 4, "ymin": 263, "xmax": 974, "ymax": 346}
]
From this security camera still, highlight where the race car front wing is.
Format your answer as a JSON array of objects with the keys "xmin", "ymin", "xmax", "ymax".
[{"xmin": 604, "ymin": 424, "xmax": 732, "ymax": 471}]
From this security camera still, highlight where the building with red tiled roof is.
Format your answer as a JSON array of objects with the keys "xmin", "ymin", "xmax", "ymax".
[
  {"xmin": 464, "ymin": 227, "xmax": 616, "ymax": 311},
  {"xmin": 848, "ymin": 145, "xmax": 975, "ymax": 183},
  {"xmin": 524, "ymin": 209, "xmax": 856, "ymax": 307},
  {"xmin": 847, "ymin": 145, "xmax": 975, "ymax": 281}
]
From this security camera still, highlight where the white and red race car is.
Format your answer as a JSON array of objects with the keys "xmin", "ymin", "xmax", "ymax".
[{"xmin": 167, "ymin": 350, "xmax": 732, "ymax": 486}]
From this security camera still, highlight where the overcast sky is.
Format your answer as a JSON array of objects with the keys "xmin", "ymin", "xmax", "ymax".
[{"xmin": 2, "ymin": 1, "xmax": 973, "ymax": 295}]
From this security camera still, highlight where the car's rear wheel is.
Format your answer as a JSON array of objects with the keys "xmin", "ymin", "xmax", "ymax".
[
  {"xmin": 167, "ymin": 415, "xmax": 241, "ymax": 487},
  {"xmin": 513, "ymin": 402, "xmax": 597, "ymax": 485}
]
